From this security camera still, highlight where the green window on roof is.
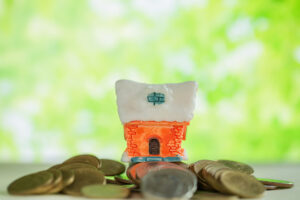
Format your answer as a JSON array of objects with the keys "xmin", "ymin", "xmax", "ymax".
[{"xmin": 147, "ymin": 92, "xmax": 165, "ymax": 105}]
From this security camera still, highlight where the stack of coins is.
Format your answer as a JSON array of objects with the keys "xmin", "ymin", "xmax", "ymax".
[
  {"xmin": 7, "ymin": 155, "xmax": 294, "ymax": 199},
  {"xmin": 189, "ymin": 160, "xmax": 264, "ymax": 198},
  {"xmin": 188, "ymin": 159, "xmax": 294, "ymax": 199}
]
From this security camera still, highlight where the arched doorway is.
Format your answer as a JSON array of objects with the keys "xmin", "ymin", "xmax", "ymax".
[{"xmin": 149, "ymin": 138, "xmax": 160, "ymax": 155}]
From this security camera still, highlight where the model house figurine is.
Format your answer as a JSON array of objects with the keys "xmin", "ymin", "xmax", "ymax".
[{"xmin": 115, "ymin": 79, "xmax": 198, "ymax": 162}]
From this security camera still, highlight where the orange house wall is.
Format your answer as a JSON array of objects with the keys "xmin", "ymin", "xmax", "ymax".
[{"xmin": 124, "ymin": 121, "xmax": 189, "ymax": 158}]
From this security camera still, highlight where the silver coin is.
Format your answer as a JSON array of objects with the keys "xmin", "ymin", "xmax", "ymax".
[{"xmin": 141, "ymin": 168, "xmax": 197, "ymax": 200}]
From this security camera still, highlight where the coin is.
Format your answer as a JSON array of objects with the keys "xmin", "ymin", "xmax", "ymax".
[
  {"xmin": 256, "ymin": 177, "xmax": 294, "ymax": 188},
  {"xmin": 217, "ymin": 160, "xmax": 254, "ymax": 174},
  {"xmin": 81, "ymin": 184, "xmax": 130, "ymax": 199},
  {"xmin": 126, "ymin": 162, "xmax": 143, "ymax": 184},
  {"xmin": 63, "ymin": 154, "xmax": 101, "ymax": 169},
  {"xmin": 45, "ymin": 169, "xmax": 63, "ymax": 194},
  {"xmin": 220, "ymin": 170, "xmax": 265, "ymax": 198},
  {"xmin": 58, "ymin": 162, "xmax": 98, "ymax": 171},
  {"xmin": 61, "ymin": 169, "xmax": 75, "ymax": 187},
  {"xmin": 190, "ymin": 160, "xmax": 215, "ymax": 191},
  {"xmin": 99, "ymin": 159, "xmax": 125, "ymax": 176},
  {"xmin": 63, "ymin": 168, "xmax": 106, "ymax": 196},
  {"xmin": 7, "ymin": 170, "xmax": 54, "ymax": 195},
  {"xmin": 201, "ymin": 164, "xmax": 230, "ymax": 194},
  {"xmin": 46, "ymin": 169, "xmax": 74, "ymax": 194},
  {"xmin": 141, "ymin": 168, "xmax": 197, "ymax": 199},
  {"xmin": 115, "ymin": 174, "xmax": 133, "ymax": 185},
  {"xmin": 191, "ymin": 160, "xmax": 216, "ymax": 174}
]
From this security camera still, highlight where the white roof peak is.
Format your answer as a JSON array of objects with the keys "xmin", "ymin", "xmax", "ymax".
[{"xmin": 115, "ymin": 79, "xmax": 198, "ymax": 124}]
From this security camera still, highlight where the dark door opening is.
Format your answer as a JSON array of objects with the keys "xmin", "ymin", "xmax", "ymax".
[{"xmin": 149, "ymin": 138, "xmax": 160, "ymax": 155}]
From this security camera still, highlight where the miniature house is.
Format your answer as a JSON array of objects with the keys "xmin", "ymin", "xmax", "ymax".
[{"xmin": 115, "ymin": 79, "xmax": 198, "ymax": 162}]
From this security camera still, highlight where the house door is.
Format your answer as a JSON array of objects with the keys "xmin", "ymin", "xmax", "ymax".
[{"xmin": 149, "ymin": 138, "xmax": 160, "ymax": 155}]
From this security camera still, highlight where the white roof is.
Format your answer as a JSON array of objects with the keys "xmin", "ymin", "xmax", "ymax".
[{"xmin": 115, "ymin": 79, "xmax": 198, "ymax": 124}]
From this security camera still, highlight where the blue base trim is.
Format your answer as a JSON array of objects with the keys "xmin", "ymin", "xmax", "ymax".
[
  {"xmin": 131, "ymin": 156, "xmax": 182, "ymax": 163},
  {"xmin": 145, "ymin": 157, "xmax": 162, "ymax": 162},
  {"xmin": 131, "ymin": 157, "xmax": 146, "ymax": 162},
  {"xmin": 163, "ymin": 157, "xmax": 182, "ymax": 162}
]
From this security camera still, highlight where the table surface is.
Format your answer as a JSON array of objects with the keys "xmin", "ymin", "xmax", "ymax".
[{"xmin": 0, "ymin": 163, "xmax": 298, "ymax": 200}]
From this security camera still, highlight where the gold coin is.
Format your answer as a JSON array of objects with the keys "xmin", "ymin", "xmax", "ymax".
[
  {"xmin": 61, "ymin": 169, "xmax": 75, "ymax": 187},
  {"xmin": 46, "ymin": 169, "xmax": 74, "ymax": 194},
  {"xmin": 63, "ymin": 154, "xmax": 101, "ymax": 169},
  {"xmin": 192, "ymin": 160, "xmax": 216, "ymax": 174},
  {"xmin": 220, "ymin": 171, "xmax": 265, "ymax": 198},
  {"xmin": 214, "ymin": 168, "xmax": 230, "ymax": 180},
  {"xmin": 114, "ymin": 174, "xmax": 133, "ymax": 185},
  {"xmin": 197, "ymin": 170, "xmax": 214, "ymax": 191},
  {"xmin": 99, "ymin": 159, "xmax": 125, "ymax": 176},
  {"xmin": 201, "ymin": 164, "xmax": 230, "ymax": 194},
  {"xmin": 45, "ymin": 169, "xmax": 63, "ymax": 194},
  {"xmin": 81, "ymin": 184, "xmax": 130, "ymax": 199},
  {"xmin": 205, "ymin": 163, "xmax": 229, "ymax": 176},
  {"xmin": 7, "ymin": 170, "xmax": 54, "ymax": 195},
  {"xmin": 217, "ymin": 160, "xmax": 254, "ymax": 174},
  {"xmin": 191, "ymin": 160, "xmax": 214, "ymax": 179},
  {"xmin": 63, "ymin": 168, "xmax": 106, "ymax": 196},
  {"xmin": 58, "ymin": 162, "xmax": 98, "ymax": 171},
  {"xmin": 190, "ymin": 160, "xmax": 215, "ymax": 191}
]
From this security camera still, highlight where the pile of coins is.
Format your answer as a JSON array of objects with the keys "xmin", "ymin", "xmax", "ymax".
[
  {"xmin": 7, "ymin": 155, "xmax": 130, "ymax": 199},
  {"xmin": 7, "ymin": 155, "xmax": 294, "ymax": 199},
  {"xmin": 188, "ymin": 159, "xmax": 293, "ymax": 199},
  {"xmin": 189, "ymin": 160, "xmax": 263, "ymax": 198}
]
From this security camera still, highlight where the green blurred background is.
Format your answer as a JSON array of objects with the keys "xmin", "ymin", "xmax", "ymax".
[{"xmin": 0, "ymin": 0, "xmax": 299, "ymax": 163}]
